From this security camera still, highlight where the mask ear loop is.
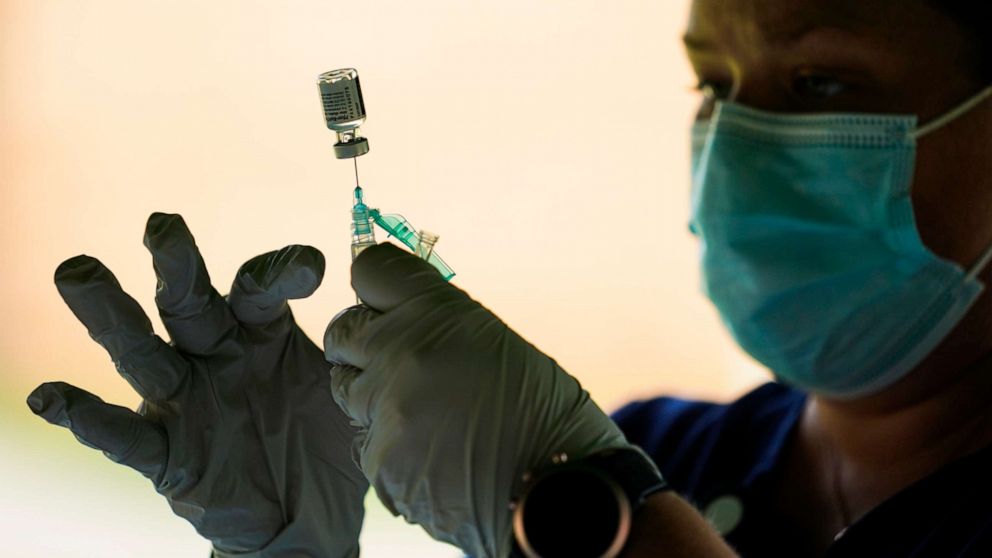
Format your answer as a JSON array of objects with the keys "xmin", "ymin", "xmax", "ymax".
[
  {"xmin": 912, "ymin": 85, "xmax": 992, "ymax": 139},
  {"xmin": 912, "ymin": 84, "xmax": 992, "ymax": 282},
  {"xmin": 966, "ymin": 242, "xmax": 992, "ymax": 283}
]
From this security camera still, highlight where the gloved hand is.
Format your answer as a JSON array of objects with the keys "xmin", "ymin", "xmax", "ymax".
[
  {"xmin": 324, "ymin": 243, "xmax": 634, "ymax": 557},
  {"xmin": 27, "ymin": 213, "xmax": 369, "ymax": 557}
]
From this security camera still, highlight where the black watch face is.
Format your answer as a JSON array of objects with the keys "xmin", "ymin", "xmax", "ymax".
[{"xmin": 520, "ymin": 469, "xmax": 626, "ymax": 558}]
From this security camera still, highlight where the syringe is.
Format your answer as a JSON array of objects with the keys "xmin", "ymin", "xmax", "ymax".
[
  {"xmin": 320, "ymin": 68, "xmax": 455, "ymax": 280},
  {"xmin": 348, "ymin": 186, "xmax": 456, "ymax": 280}
]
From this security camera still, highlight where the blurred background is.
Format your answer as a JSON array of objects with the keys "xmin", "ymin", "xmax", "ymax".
[{"xmin": 0, "ymin": 0, "xmax": 768, "ymax": 555}]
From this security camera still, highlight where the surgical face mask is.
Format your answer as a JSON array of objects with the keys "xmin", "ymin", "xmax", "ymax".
[{"xmin": 689, "ymin": 86, "xmax": 992, "ymax": 399}]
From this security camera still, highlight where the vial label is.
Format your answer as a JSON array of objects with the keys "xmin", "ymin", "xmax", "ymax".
[{"xmin": 321, "ymin": 78, "xmax": 366, "ymax": 124}]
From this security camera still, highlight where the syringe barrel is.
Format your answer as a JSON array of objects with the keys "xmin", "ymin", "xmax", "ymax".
[{"xmin": 351, "ymin": 187, "xmax": 376, "ymax": 261}]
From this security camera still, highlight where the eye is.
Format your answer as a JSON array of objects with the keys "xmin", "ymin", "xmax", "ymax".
[{"xmin": 791, "ymin": 72, "xmax": 846, "ymax": 99}]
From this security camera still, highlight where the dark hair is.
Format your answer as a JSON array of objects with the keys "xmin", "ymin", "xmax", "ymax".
[{"xmin": 929, "ymin": 1, "xmax": 992, "ymax": 81}]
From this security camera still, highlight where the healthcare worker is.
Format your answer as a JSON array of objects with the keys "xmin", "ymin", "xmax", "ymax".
[{"xmin": 28, "ymin": 0, "xmax": 991, "ymax": 556}]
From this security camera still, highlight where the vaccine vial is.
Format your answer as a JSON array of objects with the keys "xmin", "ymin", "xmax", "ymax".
[{"xmin": 318, "ymin": 68, "xmax": 370, "ymax": 159}]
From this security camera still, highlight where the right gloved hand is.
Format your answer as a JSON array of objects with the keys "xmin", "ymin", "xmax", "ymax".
[
  {"xmin": 26, "ymin": 213, "xmax": 369, "ymax": 557},
  {"xmin": 324, "ymin": 243, "xmax": 645, "ymax": 557}
]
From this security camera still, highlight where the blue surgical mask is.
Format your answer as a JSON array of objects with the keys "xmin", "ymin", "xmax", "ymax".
[{"xmin": 690, "ymin": 86, "xmax": 992, "ymax": 399}]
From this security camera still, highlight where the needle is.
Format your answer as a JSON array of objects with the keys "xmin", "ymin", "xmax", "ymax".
[{"xmin": 353, "ymin": 157, "xmax": 360, "ymax": 187}]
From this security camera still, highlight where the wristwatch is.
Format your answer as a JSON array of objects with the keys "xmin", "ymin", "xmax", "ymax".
[{"xmin": 510, "ymin": 447, "xmax": 668, "ymax": 558}]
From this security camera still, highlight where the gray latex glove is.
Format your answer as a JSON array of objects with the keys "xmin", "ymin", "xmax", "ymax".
[
  {"xmin": 324, "ymin": 243, "xmax": 635, "ymax": 557},
  {"xmin": 27, "ymin": 213, "xmax": 368, "ymax": 557}
]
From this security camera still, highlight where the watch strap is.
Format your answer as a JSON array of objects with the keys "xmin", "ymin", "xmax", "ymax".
[{"xmin": 583, "ymin": 446, "xmax": 668, "ymax": 508}]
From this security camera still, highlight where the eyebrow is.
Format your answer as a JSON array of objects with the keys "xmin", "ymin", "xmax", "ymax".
[{"xmin": 683, "ymin": 22, "xmax": 866, "ymax": 54}]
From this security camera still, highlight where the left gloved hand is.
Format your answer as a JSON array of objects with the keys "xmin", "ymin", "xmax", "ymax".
[
  {"xmin": 324, "ymin": 243, "xmax": 633, "ymax": 557},
  {"xmin": 28, "ymin": 213, "xmax": 368, "ymax": 557}
]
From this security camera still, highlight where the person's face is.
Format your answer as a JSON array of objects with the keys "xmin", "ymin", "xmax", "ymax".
[{"xmin": 683, "ymin": 0, "xmax": 992, "ymax": 272}]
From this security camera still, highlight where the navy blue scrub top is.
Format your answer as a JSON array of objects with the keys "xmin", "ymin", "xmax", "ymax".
[{"xmin": 611, "ymin": 383, "xmax": 992, "ymax": 557}]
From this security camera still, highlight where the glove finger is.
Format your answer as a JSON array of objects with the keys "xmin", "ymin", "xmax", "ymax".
[
  {"xmin": 27, "ymin": 382, "xmax": 167, "ymax": 481},
  {"xmin": 351, "ymin": 243, "xmax": 454, "ymax": 313},
  {"xmin": 55, "ymin": 256, "xmax": 191, "ymax": 402},
  {"xmin": 143, "ymin": 212, "xmax": 239, "ymax": 356},
  {"xmin": 323, "ymin": 305, "xmax": 384, "ymax": 369},
  {"xmin": 228, "ymin": 245, "xmax": 325, "ymax": 330}
]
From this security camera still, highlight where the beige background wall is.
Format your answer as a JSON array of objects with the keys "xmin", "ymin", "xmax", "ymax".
[{"xmin": 0, "ymin": 1, "xmax": 767, "ymax": 555}]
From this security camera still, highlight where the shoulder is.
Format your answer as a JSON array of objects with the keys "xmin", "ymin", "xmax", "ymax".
[{"xmin": 611, "ymin": 382, "xmax": 805, "ymax": 500}]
